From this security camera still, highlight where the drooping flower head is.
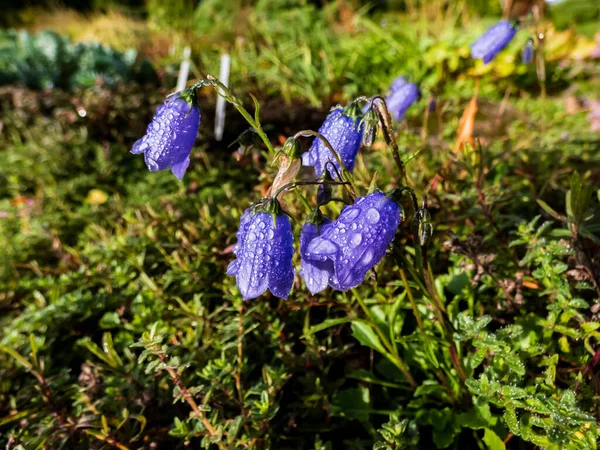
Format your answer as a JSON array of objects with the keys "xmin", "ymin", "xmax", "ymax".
[
  {"xmin": 302, "ymin": 105, "xmax": 364, "ymax": 179},
  {"xmin": 386, "ymin": 80, "xmax": 419, "ymax": 121},
  {"xmin": 304, "ymin": 191, "xmax": 402, "ymax": 291},
  {"xmin": 522, "ymin": 39, "xmax": 534, "ymax": 64},
  {"xmin": 131, "ymin": 88, "xmax": 201, "ymax": 180},
  {"xmin": 300, "ymin": 211, "xmax": 333, "ymax": 295},
  {"xmin": 389, "ymin": 76, "xmax": 408, "ymax": 94},
  {"xmin": 471, "ymin": 20, "xmax": 517, "ymax": 64},
  {"xmin": 227, "ymin": 200, "xmax": 295, "ymax": 300}
]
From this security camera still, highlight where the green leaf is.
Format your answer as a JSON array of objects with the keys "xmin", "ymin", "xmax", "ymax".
[
  {"xmin": 249, "ymin": 92, "xmax": 261, "ymax": 125},
  {"xmin": 303, "ymin": 317, "xmax": 353, "ymax": 337},
  {"xmin": 503, "ymin": 406, "xmax": 519, "ymax": 435},
  {"xmin": 330, "ymin": 386, "xmax": 371, "ymax": 421},
  {"xmin": 482, "ymin": 428, "xmax": 505, "ymax": 450},
  {"xmin": 347, "ymin": 369, "xmax": 407, "ymax": 389},
  {"xmin": 537, "ymin": 199, "xmax": 566, "ymax": 222},
  {"xmin": 351, "ymin": 320, "xmax": 387, "ymax": 355},
  {"xmin": 102, "ymin": 332, "xmax": 123, "ymax": 368},
  {"xmin": 0, "ymin": 345, "xmax": 32, "ymax": 371},
  {"xmin": 470, "ymin": 347, "xmax": 487, "ymax": 369}
]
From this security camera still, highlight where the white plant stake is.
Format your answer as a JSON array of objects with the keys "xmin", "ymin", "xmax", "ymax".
[
  {"xmin": 176, "ymin": 46, "xmax": 191, "ymax": 93},
  {"xmin": 214, "ymin": 54, "xmax": 231, "ymax": 142}
]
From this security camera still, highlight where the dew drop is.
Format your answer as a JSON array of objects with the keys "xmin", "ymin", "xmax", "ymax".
[
  {"xmin": 362, "ymin": 249, "xmax": 374, "ymax": 265},
  {"xmin": 307, "ymin": 239, "xmax": 337, "ymax": 259},
  {"xmin": 342, "ymin": 208, "xmax": 360, "ymax": 222},
  {"xmin": 350, "ymin": 233, "xmax": 362, "ymax": 248},
  {"xmin": 266, "ymin": 229, "xmax": 274, "ymax": 239},
  {"xmin": 366, "ymin": 208, "xmax": 380, "ymax": 224}
]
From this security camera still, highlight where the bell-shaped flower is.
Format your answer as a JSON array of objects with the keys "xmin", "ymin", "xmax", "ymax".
[
  {"xmin": 300, "ymin": 215, "xmax": 333, "ymax": 295},
  {"xmin": 131, "ymin": 89, "xmax": 201, "ymax": 180},
  {"xmin": 522, "ymin": 40, "xmax": 534, "ymax": 64},
  {"xmin": 302, "ymin": 106, "xmax": 363, "ymax": 179},
  {"xmin": 471, "ymin": 20, "xmax": 517, "ymax": 64},
  {"xmin": 227, "ymin": 202, "xmax": 295, "ymax": 300},
  {"xmin": 386, "ymin": 80, "xmax": 419, "ymax": 121},
  {"xmin": 389, "ymin": 76, "xmax": 408, "ymax": 93},
  {"xmin": 304, "ymin": 192, "xmax": 402, "ymax": 291}
]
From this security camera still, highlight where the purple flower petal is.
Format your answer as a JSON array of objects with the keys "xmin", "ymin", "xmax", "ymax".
[
  {"xmin": 300, "ymin": 220, "xmax": 334, "ymax": 295},
  {"xmin": 267, "ymin": 215, "xmax": 295, "ymax": 299},
  {"xmin": 471, "ymin": 20, "xmax": 517, "ymax": 64},
  {"xmin": 302, "ymin": 107, "xmax": 363, "ymax": 179},
  {"xmin": 522, "ymin": 41, "xmax": 534, "ymax": 64},
  {"xmin": 386, "ymin": 82, "xmax": 419, "ymax": 121},
  {"xmin": 228, "ymin": 210, "xmax": 295, "ymax": 300},
  {"xmin": 132, "ymin": 95, "xmax": 200, "ymax": 179},
  {"xmin": 389, "ymin": 76, "xmax": 408, "ymax": 94},
  {"xmin": 305, "ymin": 192, "xmax": 402, "ymax": 291}
]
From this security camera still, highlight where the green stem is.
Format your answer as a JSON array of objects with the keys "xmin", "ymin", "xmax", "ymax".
[
  {"xmin": 271, "ymin": 180, "xmax": 349, "ymax": 202},
  {"xmin": 293, "ymin": 129, "xmax": 357, "ymax": 199},
  {"xmin": 400, "ymin": 268, "xmax": 425, "ymax": 333},
  {"xmin": 353, "ymin": 290, "xmax": 417, "ymax": 388},
  {"xmin": 196, "ymin": 76, "xmax": 276, "ymax": 154}
]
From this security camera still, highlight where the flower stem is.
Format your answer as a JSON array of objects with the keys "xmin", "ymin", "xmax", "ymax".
[
  {"xmin": 195, "ymin": 76, "xmax": 276, "ymax": 155},
  {"xmin": 399, "ymin": 267, "xmax": 425, "ymax": 333},
  {"xmin": 371, "ymin": 96, "xmax": 407, "ymax": 183},
  {"xmin": 353, "ymin": 290, "xmax": 417, "ymax": 388},
  {"xmin": 293, "ymin": 129, "xmax": 357, "ymax": 199}
]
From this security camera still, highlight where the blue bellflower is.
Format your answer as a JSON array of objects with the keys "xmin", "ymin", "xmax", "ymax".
[
  {"xmin": 386, "ymin": 81, "xmax": 419, "ymax": 121},
  {"xmin": 227, "ymin": 205, "xmax": 295, "ymax": 300},
  {"xmin": 132, "ymin": 90, "xmax": 201, "ymax": 180},
  {"xmin": 522, "ymin": 40, "xmax": 534, "ymax": 64},
  {"xmin": 302, "ymin": 107, "xmax": 363, "ymax": 179},
  {"xmin": 471, "ymin": 20, "xmax": 517, "ymax": 64},
  {"xmin": 300, "ymin": 218, "xmax": 333, "ymax": 295},
  {"xmin": 389, "ymin": 76, "xmax": 408, "ymax": 93},
  {"xmin": 304, "ymin": 192, "xmax": 402, "ymax": 291}
]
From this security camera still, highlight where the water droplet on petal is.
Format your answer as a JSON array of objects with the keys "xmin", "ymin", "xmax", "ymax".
[
  {"xmin": 342, "ymin": 208, "xmax": 360, "ymax": 222},
  {"xmin": 266, "ymin": 229, "xmax": 274, "ymax": 239},
  {"xmin": 366, "ymin": 208, "xmax": 380, "ymax": 224},
  {"xmin": 307, "ymin": 239, "xmax": 338, "ymax": 260},
  {"xmin": 350, "ymin": 233, "xmax": 362, "ymax": 248},
  {"xmin": 362, "ymin": 249, "xmax": 374, "ymax": 265}
]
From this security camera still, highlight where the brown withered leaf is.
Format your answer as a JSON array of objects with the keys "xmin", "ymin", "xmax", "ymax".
[
  {"xmin": 267, "ymin": 155, "xmax": 301, "ymax": 200},
  {"xmin": 454, "ymin": 81, "xmax": 479, "ymax": 153}
]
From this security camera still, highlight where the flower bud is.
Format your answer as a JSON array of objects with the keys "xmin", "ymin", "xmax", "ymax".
[
  {"xmin": 522, "ymin": 39, "xmax": 534, "ymax": 64},
  {"xmin": 360, "ymin": 108, "xmax": 379, "ymax": 147}
]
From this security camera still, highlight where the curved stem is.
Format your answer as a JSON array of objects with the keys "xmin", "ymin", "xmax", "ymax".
[
  {"xmin": 195, "ymin": 76, "xmax": 276, "ymax": 154},
  {"xmin": 293, "ymin": 129, "xmax": 357, "ymax": 198},
  {"xmin": 271, "ymin": 179, "xmax": 350, "ymax": 202},
  {"xmin": 400, "ymin": 268, "xmax": 425, "ymax": 333},
  {"xmin": 370, "ymin": 96, "xmax": 407, "ymax": 183},
  {"xmin": 354, "ymin": 291, "xmax": 417, "ymax": 388}
]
